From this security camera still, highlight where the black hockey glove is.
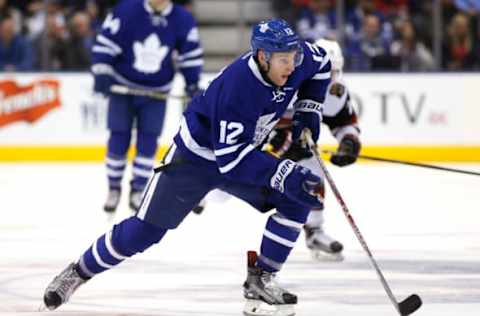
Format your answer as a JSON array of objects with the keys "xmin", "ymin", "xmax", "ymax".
[
  {"xmin": 185, "ymin": 83, "xmax": 204, "ymax": 99},
  {"xmin": 330, "ymin": 134, "xmax": 361, "ymax": 167}
]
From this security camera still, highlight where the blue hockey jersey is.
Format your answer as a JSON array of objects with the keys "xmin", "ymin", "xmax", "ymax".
[
  {"xmin": 91, "ymin": 0, "xmax": 202, "ymax": 91},
  {"xmin": 174, "ymin": 41, "xmax": 331, "ymax": 187}
]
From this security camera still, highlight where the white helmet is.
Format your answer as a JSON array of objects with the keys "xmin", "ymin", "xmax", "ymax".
[{"xmin": 315, "ymin": 38, "xmax": 344, "ymax": 73}]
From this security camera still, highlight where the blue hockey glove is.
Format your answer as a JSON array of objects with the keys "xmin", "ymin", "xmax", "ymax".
[
  {"xmin": 270, "ymin": 159, "xmax": 324, "ymax": 208},
  {"xmin": 93, "ymin": 75, "xmax": 113, "ymax": 96},
  {"xmin": 331, "ymin": 134, "xmax": 361, "ymax": 167},
  {"xmin": 291, "ymin": 99, "xmax": 323, "ymax": 143},
  {"xmin": 185, "ymin": 83, "xmax": 204, "ymax": 99}
]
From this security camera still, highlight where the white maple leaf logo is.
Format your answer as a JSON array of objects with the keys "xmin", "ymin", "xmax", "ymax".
[
  {"xmin": 133, "ymin": 34, "xmax": 169, "ymax": 74},
  {"xmin": 259, "ymin": 22, "xmax": 269, "ymax": 33}
]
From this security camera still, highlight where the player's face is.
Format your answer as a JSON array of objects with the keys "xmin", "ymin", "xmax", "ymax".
[
  {"xmin": 148, "ymin": 0, "xmax": 170, "ymax": 11},
  {"xmin": 265, "ymin": 51, "xmax": 296, "ymax": 86}
]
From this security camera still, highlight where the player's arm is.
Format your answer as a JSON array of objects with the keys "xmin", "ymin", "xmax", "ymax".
[
  {"xmin": 211, "ymin": 92, "xmax": 323, "ymax": 208},
  {"xmin": 176, "ymin": 14, "xmax": 203, "ymax": 98},
  {"xmin": 323, "ymin": 84, "xmax": 361, "ymax": 167},
  {"xmin": 90, "ymin": 7, "xmax": 124, "ymax": 95},
  {"xmin": 291, "ymin": 42, "xmax": 332, "ymax": 142}
]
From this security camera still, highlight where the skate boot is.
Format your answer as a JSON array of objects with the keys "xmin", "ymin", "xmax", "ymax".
[
  {"xmin": 305, "ymin": 226, "xmax": 344, "ymax": 261},
  {"xmin": 103, "ymin": 188, "xmax": 121, "ymax": 213},
  {"xmin": 243, "ymin": 251, "xmax": 297, "ymax": 316},
  {"xmin": 43, "ymin": 263, "xmax": 87, "ymax": 310},
  {"xmin": 129, "ymin": 189, "xmax": 144, "ymax": 213}
]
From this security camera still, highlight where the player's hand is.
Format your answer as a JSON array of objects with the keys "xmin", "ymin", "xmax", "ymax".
[
  {"xmin": 270, "ymin": 159, "xmax": 324, "ymax": 208},
  {"xmin": 93, "ymin": 75, "xmax": 113, "ymax": 96},
  {"xmin": 330, "ymin": 134, "xmax": 361, "ymax": 167},
  {"xmin": 185, "ymin": 83, "xmax": 204, "ymax": 99},
  {"xmin": 268, "ymin": 129, "xmax": 292, "ymax": 156},
  {"xmin": 291, "ymin": 99, "xmax": 322, "ymax": 143}
]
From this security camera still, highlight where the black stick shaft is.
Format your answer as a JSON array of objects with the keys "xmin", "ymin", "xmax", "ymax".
[
  {"xmin": 310, "ymin": 140, "xmax": 404, "ymax": 316},
  {"xmin": 323, "ymin": 150, "xmax": 480, "ymax": 176}
]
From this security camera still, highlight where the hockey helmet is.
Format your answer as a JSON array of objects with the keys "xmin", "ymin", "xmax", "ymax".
[{"xmin": 251, "ymin": 19, "xmax": 304, "ymax": 67}]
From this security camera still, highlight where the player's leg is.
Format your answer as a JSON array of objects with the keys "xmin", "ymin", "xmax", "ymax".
[
  {"xmin": 219, "ymin": 183, "xmax": 307, "ymax": 316},
  {"xmin": 43, "ymin": 145, "xmax": 215, "ymax": 310},
  {"xmin": 129, "ymin": 97, "xmax": 167, "ymax": 212},
  {"xmin": 298, "ymin": 156, "xmax": 344, "ymax": 261},
  {"xmin": 104, "ymin": 94, "xmax": 135, "ymax": 212}
]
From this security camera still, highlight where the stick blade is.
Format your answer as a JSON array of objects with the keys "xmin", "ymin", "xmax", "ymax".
[{"xmin": 398, "ymin": 294, "xmax": 422, "ymax": 316}]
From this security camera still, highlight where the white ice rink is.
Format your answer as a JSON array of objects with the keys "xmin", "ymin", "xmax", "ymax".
[{"xmin": 1, "ymin": 162, "xmax": 479, "ymax": 316}]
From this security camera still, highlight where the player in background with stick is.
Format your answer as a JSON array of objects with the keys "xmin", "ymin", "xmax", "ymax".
[
  {"xmin": 92, "ymin": 0, "xmax": 203, "ymax": 213},
  {"xmin": 268, "ymin": 38, "xmax": 361, "ymax": 261}
]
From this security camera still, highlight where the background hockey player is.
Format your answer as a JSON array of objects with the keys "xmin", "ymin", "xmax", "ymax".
[
  {"xmin": 43, "ymin": 19, "xmax": 331, "ymax": 316},
  {"xmin": 268, "ymin": 38, "xmax": 361, "ymax": 261},
  {"xmin": 92, "ymin": 0, "xmax": 203, "ymax": 213}
]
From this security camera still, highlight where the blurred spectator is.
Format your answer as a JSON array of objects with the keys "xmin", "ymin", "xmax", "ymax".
[
  {"xmin": 442, "ymin": 12, "xmax": 480, "ymax": 70},
  {"xmin": 0, "ymin": 13, "xmax": 33, "ymax": 71},
  {"xmin": 85, "ymin": 0, "xmax": 102, "ymax": 33},
  {"xmin": 345, "ymin": 14, "xmax": 393, "ymax": 71},
  {"xmin": 410, "ymin": 1, "xmax": 435, "ymax": 49},
  {"xmin": 346, "ymin": 0, "xmax": 393, "ymax": 42},
  {"xmin": 0, "ymin": 0, "xmax": 22, "ymax": 34},
  {"xmin": 296, "ymin": 0, "xmax": 337, "ymax": 42},
  {"xmin": 65, "ymin": 11, "xmax": 93, "ymax": 70},
  {"xmin": 33, "ymin": 13, "xmax": 68, "ymax": 70},
  {"xmin": 390, "ymin": 20, "xmax": 435, "ymax": 71}
]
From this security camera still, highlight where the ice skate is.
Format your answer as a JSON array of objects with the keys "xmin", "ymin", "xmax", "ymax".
[
  {"xmin": 43, "ymin": 263, "xmax": 87, "ymax": 310},
  {"xmin": 305, "ymin": 226, "xmax": 344, "ymax": 261},
  {"xmin": 103, "ymin": 188, "xmax": 121, "ymax": 213},
  {"xmin": 129, "ymin": 189, "xmax": 144, "ymax": 212},
  {"xmin": 243, "ymin": 251, "xmax": 297, "ymax": 316}
]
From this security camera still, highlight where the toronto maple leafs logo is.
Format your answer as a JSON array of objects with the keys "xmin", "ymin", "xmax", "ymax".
[
  {"xmin": 259, "ymin": 22, "xmax": 269, "ymax": 33},
  {"xmin": 133, "ymin": 34, "xmax": 169, "ymax": 74},
  {"xmin": 271, "ymin": 89, "xmax": 286, "ymax": 103},
  {"xmin": 253, "ymin": 113, "xmax": 279, "ymax": 147}
]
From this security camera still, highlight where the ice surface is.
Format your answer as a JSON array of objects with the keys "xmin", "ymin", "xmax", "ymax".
[{"xmin": 1, "ymin": 162, "xmax": 479, "ymax": 316}]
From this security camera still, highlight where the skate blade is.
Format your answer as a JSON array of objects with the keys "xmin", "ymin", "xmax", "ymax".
[
  {"xmin": 311, "ymin": 249, "xmax": 344, "ymax": 262},
  {"xmin": 243, "ymin": 299, "xmax": 295, "ymax": 316}
]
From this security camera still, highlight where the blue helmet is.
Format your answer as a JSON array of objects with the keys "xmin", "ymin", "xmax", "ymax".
[{"xmin": 251, "ymin": 19, "xmax": 303, "ymax": 67}]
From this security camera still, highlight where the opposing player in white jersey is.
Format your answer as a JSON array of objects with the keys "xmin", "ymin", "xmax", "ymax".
[{"xmin": 268, "ymin": 38, "xmax": 361, "ymax": 261}]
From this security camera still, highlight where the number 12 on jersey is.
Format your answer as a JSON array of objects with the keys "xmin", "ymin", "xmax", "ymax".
[{"xmin": 219, "ymin": 120, "xmax": 244, "ymax": 145}]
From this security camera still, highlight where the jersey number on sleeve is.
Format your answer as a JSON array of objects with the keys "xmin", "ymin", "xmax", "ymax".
[{"xmin": 219, "ymin": 121, "xmax": 244, "ymax": 145}]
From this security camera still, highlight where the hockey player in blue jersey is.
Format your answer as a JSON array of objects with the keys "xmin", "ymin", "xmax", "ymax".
[
  {"xmin": 93, "ymin": 0, "xmax": 203, "ymax": 213},
  {"xmin": 43, "ymin": 19, "xmax": 331, "ymax": 316}
]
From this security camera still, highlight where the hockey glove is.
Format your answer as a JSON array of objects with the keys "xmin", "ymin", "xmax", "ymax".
[
  {"xmin": 93, "ymin": 75, "xmax": 113, "ymax": 96},
  {"xmin": 185, "ymin": 83, "xmax": 204, "ymax": 99},
  {"xmin": 291, "ymin": 99, "xmax": 323, "ymax": 143},
  {"xmin": 331, "ymin": 134, "xmax": 361, "ymax": 167},
  {"xmin": 270, "ymin": 159, "xmax": 324, "ymax": 208}
]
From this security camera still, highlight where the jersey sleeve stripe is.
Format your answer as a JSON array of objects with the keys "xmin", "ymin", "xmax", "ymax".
[
  {"xmin": 177, "ymin": 48, "xmax": 203, "ymax": 61},
  {"xmin": 178, "ymin": 59, "xmax": 204, "ymax": 68},
  {"xmin": 92, "ymin": 45, "xmax": 119, "ymax": 56},
  {"xmin": 218, "ymin": 144, "xmax": 255, "ymax": 174},
  {"xmin": 312, "ymin": 72, "xmax": 331, "ymax": 80},
  {"xmin": 96, "ymin": 34, "xmax": 122, "ymax": 54},
  {"xmin": 214, "ymin": 143, "xmax": 245, "ymax": 156},
  {"xmin": 179, "ymin": 117, "xmax": 216, "ymax": 161}
]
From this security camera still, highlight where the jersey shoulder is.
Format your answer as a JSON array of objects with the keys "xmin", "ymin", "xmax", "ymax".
[{"xmin": 299, "ymin": 41, "xmax": 331, "ymax": 77}]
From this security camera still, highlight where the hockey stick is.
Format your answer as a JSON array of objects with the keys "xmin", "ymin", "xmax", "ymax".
[
  {"xmin": 323, "ymin": 150, "xmax": 480, "ymax": 177},
  {"xmin": 307, "ymin": 136, "xmax": 422, "ymax": 316},
  {"xmin": 110, "ymin": 84, "xmax": 190, "ymax": 102}
]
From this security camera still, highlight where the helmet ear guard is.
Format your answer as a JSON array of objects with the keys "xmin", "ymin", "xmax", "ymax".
[{"xmin": 251, "ymin": 19, "xmax": 304, "ymax": 67}]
